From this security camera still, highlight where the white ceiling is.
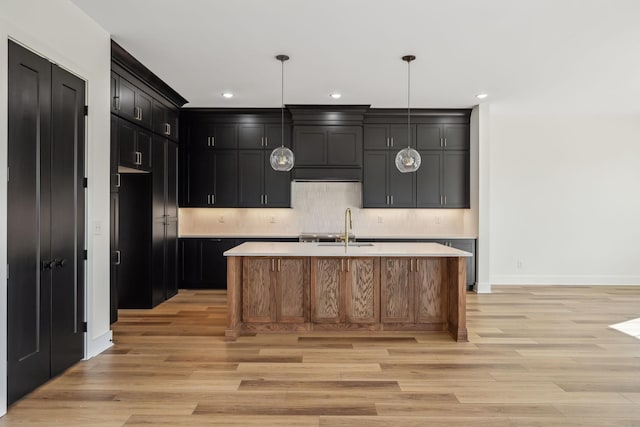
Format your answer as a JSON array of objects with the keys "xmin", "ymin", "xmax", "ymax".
[{"xmin": 71, "ymin": 0, "xmax": 640, "ymax": 113}]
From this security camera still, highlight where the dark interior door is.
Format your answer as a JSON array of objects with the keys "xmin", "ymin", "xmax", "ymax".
[
  {"xmin": 49, "ymin": 64, "xmax": 85, "ymax": 377},
  {"xmin": 8, "ymin": 41, "xmax": 85, "ymax": 405},
  {"xmin": 7, "ymin": 39, "xmax": 53, "ymax": 406}
]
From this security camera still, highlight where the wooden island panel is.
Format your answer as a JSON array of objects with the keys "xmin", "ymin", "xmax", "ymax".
[{"xmin": 226, "ymin": 253, "xmax": 467, "ymax": 341}]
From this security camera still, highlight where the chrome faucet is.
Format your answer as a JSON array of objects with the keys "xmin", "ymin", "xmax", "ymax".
[{"xmin": 343, "ymin": 208, "xmax": 352, "ymax": 252}]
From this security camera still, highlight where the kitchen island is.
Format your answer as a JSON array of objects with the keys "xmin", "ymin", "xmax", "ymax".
[{"xmin": 224, "ymin": 242, "xmax": 471, "ymax": 341}]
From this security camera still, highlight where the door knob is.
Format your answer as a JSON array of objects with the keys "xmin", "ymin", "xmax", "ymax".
[
  {"xmin": 54, "ymin": 258, "xmax": 67, "ymax": 268},
  {"xmin": 41, "ymin": 260, "xmax": 55, "ymax": 271}
]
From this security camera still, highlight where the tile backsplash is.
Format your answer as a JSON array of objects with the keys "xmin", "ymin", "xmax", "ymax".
[{"xmin": 179, "ymin": 182, "xmax": 477, "ymax": 237}]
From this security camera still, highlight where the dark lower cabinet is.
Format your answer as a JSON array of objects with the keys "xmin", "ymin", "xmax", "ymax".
[
  {"xmin": 179, "ymin": 238, "xmax": 298, "ymax": 289},
  {"xmin": 7, "ymin": 41, "xmax": 85, "ymax": 404},
  {"xmin": 110, "ymin": 192, "xmax": 119, "ymax": 324}
]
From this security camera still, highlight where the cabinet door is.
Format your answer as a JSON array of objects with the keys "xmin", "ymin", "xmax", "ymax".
[
  {"xmin": 264, "ymin": 156, "xmax": 291, "ymax": 207},
  {"xmin": 166, "ymin": 142, "xmax": 178, "ymax": 218},
  {"xmin": 443, "ymin": 124, "xmax": 469, "ymax": 150},
  {"xmin": 442, "ymin": 151, "xmax": 469, "ymax": 208},
  {"xmin": 238, "ymin": 123, "xmax": 264, "ymax": 149},
  {"xmin": 364, "ymin": 125, "xmax": 390, "ymax": 150},
  {"xmin": 311, "ymin": 258, "xmax": 343, "ymax": 323},
  {"xmin": 118, "ymin": 119, "xmax": 138, "ymax": 169},
  {"xmin": 118, "ymin": 77, "xmax": 137, "ymax": 122},
  {"xmin": 277, "ymin": 258, "xmax": 309, "ymax": 323},
  {"xmin": 381, "ymin": 258, "xmax": 413, "ymax": 323},
  {"xmin": 109, "ymin": 192, "xmax": 119, "ymax": 324},
  {"xmin": 294, "ymin": 126, "xmax": 326, "ymax": 166},
  {"xmin": 265, "ymin": 124, "xmax": 290, "ymax": 149},
  {"xmin": 136, "ymin": 128, "xmax": 153, "ymax": 170},
  {"xmin": 110, "ymin": 72, "xmax": 119, "ymax": 113},
  {"xmin": 416, "ymin": 151, "xmax": 443, "ymax": 208},
  {"xmin": 416, "ymin": 124, "xmax": 442, "ymax": 150},
  {"xmin": 179, "ymin": 239, "xmax": 200, "ymax": 287},
  {"xmin": 389, "ymin": 124, "xmax": 415, "ymax": 150},
  {"xmin": 184, "ymin": 149, "xmax": 215, "ymax": 206},
  {"xmin": 362, "ymin": 151, "xmax": 388, "ymax": 207},
  {"xmin": 243, "ymin": 258, "xmax": 276, "ymax": 322},
  {"xmin": 345, "ymin": 258, "xmax": 379, "ymax": 324},
  {"xmin": 213, "ymin": 150, "xmax": 238, "ymax": 207},
  {"xmin": 238, "ymin": 150, "xmax": 264, "ymax": 207},
  {"xmin": 388, "ymin": 154, "xmax": 416, "ymax": 207},
  {"xmin": 165, "ymin": 218, "xmax": 178, "ymax": 299},
  {"xmin": 414, "ymin": 258, "xmax": 444, "ymax": 324},
  {"xmin": 110, "ymin": 115, "xmax": 119, "ymax": 192},
  {"xmin": 135, "ymin": 89, "xmax": 152, "ymax": 128},
  {"xmin": 327, "ymin": 126, "xmax": 362, "ymax": 166},
  {"xmin": 152, "ymin": 99, "xmax": 169, "ymax": 137},
  {"xmin": 191, "ymin": 123, "xmax": 237, "ymax": 149},
  {"xmin": 201, "ymin": 239, "xmax": 236, "ymax": 289}
]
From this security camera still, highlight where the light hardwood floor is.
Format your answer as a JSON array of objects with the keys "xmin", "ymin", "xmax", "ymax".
[{"xmin": 3, "ymin": 286, "xmax": 640, "ymax": 426}]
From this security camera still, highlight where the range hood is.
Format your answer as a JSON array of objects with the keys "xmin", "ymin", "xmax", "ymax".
[{"xmin": 289, "ymin": 105, "xmax": 368, "ymax": 182}]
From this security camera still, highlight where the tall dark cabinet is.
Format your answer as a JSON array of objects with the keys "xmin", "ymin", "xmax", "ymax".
[
  {"xmin": 7, "ymin": 41, "xmax": 86, "ymax": 405},
  {"xmin": 110, "ymin": 41, "xmax": 186, "ymax": 317}
]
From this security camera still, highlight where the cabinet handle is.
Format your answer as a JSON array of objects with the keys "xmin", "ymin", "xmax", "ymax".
[
  {"xmin": 444, "ymin": 137, "xmax": 447, "ymax": 147},
  {"xmin": 211, "ymin": 136, "xmax": 215, "ymax": 147},
  {"xmin": 207, "ymin": 194, "xmax": 211, "ymax": 204},
  {"xmin": 264, "ymin": 194, "xmax": 268, "ymax": 205},
  {"xmin": 410, "ymin": 258, "xmax": 413, "ymax": 272},
  {"xmin": 390, "ymin": 137, "xmax": 394, "ymax": 147},
  {"xmin": 440, "ymin": 137, "xmax": 443, "ymax": 147},
  {"xmin": 164, "ymin": 123, "xmax": 170, "ymax": 135},
  {"xmin": 265, "ymin": 137, "xmax": 268, "ymax": 147},
  {"xmin": 444, "ymin": 195, "xmax": 447, "ymax": 205},
  {"xmin": 261, "ymin": 137, "xmax": 264, "ymax": 147},
  {"xmin": 139, "ymin": 107, "xmax": 143, "ymax": 121},
  {"xmin": 346, "ymin": 259, "xmax": 350, "ymax": 272},
  {"xmin": 138, "ymin": 152, "xmax": 143, "ymax": 165},
  {"xmin": 113, "ymin": 96, "xmax": 120, "ymax": 110},
  {"xmin": 415, "ymin": 258, "xmax": 419, "ymax": 272},
  {"xmin": 115, "ymin": 173, "xmax": 121, "ymax": 188},
  {"xmin": 390, "ymin": 195, "xmax": 394, "ymax": 205},
  {"xmin": 212, "ymin": 194, "xmax": 215, "ymax": 205},
  {"xmin": 271, "ymin": 258, "xmax": 275, "ymax": 272},
  {"xmin": 386, "ymin": 137, "xmax": 389, "ymax": 147},
  {"xmin": 115, "ymin": 250, "xmax": 121, "ymax": 265},
  {"xmin": 440, "ymin": 195, "xmax": 444, "ymax": 205},
  {"xmin": 278, "ymin": 259, "xmax": 281, "ymax": 272},
  {"xmin": 260, "ymin": 194, "xmax": 263, "ymax": 204},
  {"xmin": 341, "ymin": 259, "xmax": 344, "ymax": 272}
]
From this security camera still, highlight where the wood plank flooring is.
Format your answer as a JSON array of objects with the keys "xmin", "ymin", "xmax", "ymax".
[{"xmin": 3, "ymin": 286, "xmax": 640, "ymax": 426}]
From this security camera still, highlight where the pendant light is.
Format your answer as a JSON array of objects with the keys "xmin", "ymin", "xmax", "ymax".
[
  {"xmin": 270, "ymin": 54, "xmax": 294, "ymax": 172},
  {"xmin": 395, "ymin": 55, "xmax": 421, "ymax": 173}
]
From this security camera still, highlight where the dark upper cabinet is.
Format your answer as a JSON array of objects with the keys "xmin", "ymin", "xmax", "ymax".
[
  {"xmin": 182, "ymin": 148, "xmax": 238, "ymax": 207},
  {"xmin": 416, "ymin": 123, "xmax": 469, "ymax": 150},
  {"xmin": 294, "ymin": 125, "xmax": 362, "ymax": 167},
  {"xmin": 416, "ymin": 150, "xmax": 469, "ymax": 208},
  {"xmin": 117, "ymin": 77, "xmax": 152, "ymax": 128},
  {"xmin": 238, "ymin": 123, "xmax": 290, "ymax": 150},
  {"xmin": 364, "ymin": 124, "xmax": 415, "ymax": 150},
  {"xmin": 363, "ymin": 151, "xmax": 415, "ymax": 208},
  {"xmin": 238, "ymin": 150, "xmax": 291, "ymax": 208},
  {"xmin": 117, "ymin": 118, "xmax": 152, "ymax": 171},
  {"xmin": 152, "ymin": 99, "xmax": 179, "ymax": 142},
  {"xmin": 190, "ymin": 123, "xmax": 237, "ymax": 149}
]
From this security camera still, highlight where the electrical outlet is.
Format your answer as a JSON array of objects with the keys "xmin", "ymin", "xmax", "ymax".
[
  {"xmin": 377, "ymin": 216, "xmax": 383, "ymax": 224},
  {"xmin": 218, "ymin": 215, "xmax": 225, "ymax": 223},
  {"xmin": 270, "ymin": 216, "xmax": 276, "ymax": 224},
  {"xmin": 435, "ymin": 216, "xmax": 441, "ymax": 225},
  {"xmin": 517, "ymin": 260, "xmax": 523, "ymax": 271}
]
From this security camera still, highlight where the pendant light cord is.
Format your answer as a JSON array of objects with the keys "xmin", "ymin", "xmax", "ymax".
[
  {"xmin": 281, "ymin": 58, "xmax": 284, "ymax": 148},
  {"xmin": 407, "ymin": 58, "xmax": 411, "ymax": 149}
]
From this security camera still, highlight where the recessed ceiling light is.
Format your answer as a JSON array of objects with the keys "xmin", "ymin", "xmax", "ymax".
[
  {"xmin": 222, "ymin": 92, "xmax": 234, "ymax": 99},
  {"xmin": 476, "ymin": 93, "xmax": 488, "ymax": 99},
  {"xmin": 330, "ymin": 93, "xmax": 342, "ymax": 99}
]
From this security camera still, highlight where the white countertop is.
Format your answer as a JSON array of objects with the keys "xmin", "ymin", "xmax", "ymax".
[
  {"xmin": 180, "ymin": 234, "xmax": 477, "ymax": 240},
  {"xmin": 224, "ymin": 242, "xmax": 472, "ymax": 257}
]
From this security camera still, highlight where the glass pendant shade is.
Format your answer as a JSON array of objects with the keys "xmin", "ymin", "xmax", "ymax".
[
  {"xmin": 395, "ymin": 147, "xmax": 421, "ymax": 173},
  {"xmin": 270, "ymin": 146, "xmax": 295, "ymax": 171}
]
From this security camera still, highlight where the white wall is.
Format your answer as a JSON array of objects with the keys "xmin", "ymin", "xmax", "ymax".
[
  {"xmin": 0, "ymin": 0, "xmax": 112, "ymax": 415},
  {"xmin": 489, "ymin": 112, "xmax": 640, "ymax": 285}
]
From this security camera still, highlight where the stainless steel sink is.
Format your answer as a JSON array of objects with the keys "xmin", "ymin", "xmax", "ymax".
[{"xmin": 317, "ymin": 242, "xmax": 374, "ymax": 247}]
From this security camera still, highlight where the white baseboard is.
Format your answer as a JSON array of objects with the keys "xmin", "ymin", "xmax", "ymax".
[
  {"xmin": 474, "ymin": 281, "xmax": 492, "ymax": 293},
  {"xmin": 491, "ymin": 275, "xmax": 640, "ymax": 286},
  {"xmin": 85, "ymin": 330, "xmax": 113, "ymax": 360}
]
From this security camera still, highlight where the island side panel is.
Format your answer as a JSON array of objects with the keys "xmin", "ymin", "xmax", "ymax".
[
  {"xmin": 446, "ymin": 257, "xmax": 468, "ymax": 341},
  {"xmin": 225, "ymin": 256, "xmax": 243, "ymax": 341}
]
